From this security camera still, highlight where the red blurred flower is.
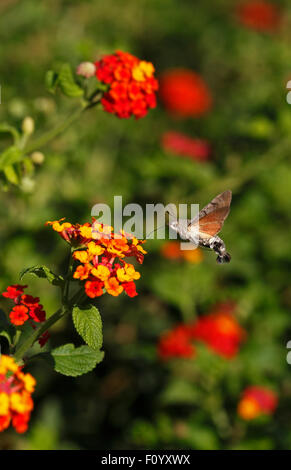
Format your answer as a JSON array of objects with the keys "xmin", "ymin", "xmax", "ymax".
[
  {"xmin": 160, "ymin": 241, "xmax": 203, "ymax": 264},
  {"xmin": 160, "ymin": 241, "xmax": 182, "ymax": 260},
  {"xmin": 2, "ymin": 285, "xmax": 49, "ymax": 347},
  {"xmin": 162, "ymin": 131, "xmax": 211, "ymax": 162},
  {"xmin": 238, "ymin": 386, "xmax": 278, "ymax": 420},
  {"xmin": 158, "ymin": 303, "xmax": 245, "ymax": 362},
  {"xmin": 0, "ymin": 355, "xmax": 36, "ymax": 433},
  {"xmin": 158, "ymin": 325, "xmax": 195, "ymax": 360},
  {"xmin": 190, "ymin": 303, "xmax": 246, "ymax": 358},
  {"xmin": 236, "ymin": 1, "xmax": 281, "ymax": 32},
  {"xmin": 159, "ymin": 69, "xmax": 212, "ymax": 117},
  {"xmin": 95, "ymin": 50, "xmax": 158, "ymax": 119}
]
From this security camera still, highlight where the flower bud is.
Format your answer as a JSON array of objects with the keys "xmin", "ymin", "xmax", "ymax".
[
  {"xmin": 22, "ymin": 116, "xmax": 35, "ymax": 135},
  {"xmin": 21, "ymin": 176, "xmax": 35, "ymax": 193},
  {"xmin": 76, "ymin": 62, "xmax": 96, "ymax": 78},
  {"xmin": 31, "ymin": 151, "xmax": 45, "ymax": 165}
]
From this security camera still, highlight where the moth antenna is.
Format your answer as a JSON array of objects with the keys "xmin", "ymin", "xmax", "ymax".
[
  {"xmin": 146, "ymin": 224, "xmax": 166, "ymax": 238},
  {"xmin": 166, "ymin": 206, "xmax": 179, "ymax": 223}
]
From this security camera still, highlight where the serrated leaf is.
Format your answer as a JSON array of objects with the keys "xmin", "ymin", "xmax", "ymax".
[
  {"xmin": 45, "ymin": 70, "xmax": 59, "ymax": 94},
  {"xmin": 20, "ymin": 265, "xmax": 64, "ymax": 287},
  {"xmin": 0, "ymin": 146, "xmax": 23, "ymax": 170},
  {"xmin": 0, "ymin": 309, "xmax": 16, "ymax": 345},
  {"xmin": 58, "ymin": 64, "xmax": 84, "ymax": 98},
  {"xmin": 50, "ymin": 343, "xmax": 104, "ymax": 376},
  {"xmin": 0, "ymin": 123, "xmax": 20, "ymax": 143},
  {"xmin": 72, "ymin": 305, "xmax": 102, "ymax": 351}
]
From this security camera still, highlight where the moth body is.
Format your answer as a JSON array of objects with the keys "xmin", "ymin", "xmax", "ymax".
[{"xmin": 169, "ymin": 190, "xmax": 232, "ymax": 264}]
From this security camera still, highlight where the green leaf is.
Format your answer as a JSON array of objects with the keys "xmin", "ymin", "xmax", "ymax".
[
  {"xmin": 45, "ymin": 70, "xmax": 59, "ymax": 94},
  {"xmin": 20, "ymin": 265, "xmax": 64, "ymax": 287},
  {"xmin": 0, "ymin": 309, "xmax": 16, "ymax": 345},
  {"xmin": 3, "ymin": 165, "xmax": 19, "ymax": 185},
  {"xmin": 0, "ymin": 146, "xmax": 23, "ymax": 170},
  {"xmin": 50, "ymin": 343, "xmax": 104, "ymax": 376},
  {"xmin": 58, "ymin": 64, "xmax": 84, "ymax": 98},
  {"xmin": 0, "ymin": 123, "xmax": 20, "ymax": 143},
  {"xmin": 72, "ymin": 305, "xmax": 103, "ymax": 351}
]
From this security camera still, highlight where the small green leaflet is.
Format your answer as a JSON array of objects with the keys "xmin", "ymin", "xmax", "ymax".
[
  {"xmin": 0, "ymin": 146, "xmax": 23, "ymax": 171},
  {"xmin": 72, "ymin": 305, "xmax": 103, "ymax": 351},
  {"xmin": 20, "ymin": 265, "xmax": 64, "ymax": 287},
  {"xmin": 58, "ymin": 64, "xmax": 84, "ymax": 98}
]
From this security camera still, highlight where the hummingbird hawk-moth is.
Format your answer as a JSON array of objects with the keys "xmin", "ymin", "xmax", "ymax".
[{"xmin": 169, "ymin": 190, "xmax": 232, "ymax": 264}]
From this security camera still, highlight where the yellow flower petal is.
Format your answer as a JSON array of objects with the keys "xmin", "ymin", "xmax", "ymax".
[
  {"xmin": 0, "ymin": 393, "xmax": 9, "ymax": 415},
  {"xmin": 91, "ymin": 265, "xmax": 111, "ymax": 281}
]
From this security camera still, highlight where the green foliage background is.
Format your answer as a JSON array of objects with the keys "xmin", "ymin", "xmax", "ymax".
[{"xmin": 1, "ymin": 0, "xmax": 291, "ymax": 450}]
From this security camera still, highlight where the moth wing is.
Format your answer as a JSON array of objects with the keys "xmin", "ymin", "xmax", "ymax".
[{"xmin": 188, "ymin": 190, "xmax": 232, "ymax": 237}]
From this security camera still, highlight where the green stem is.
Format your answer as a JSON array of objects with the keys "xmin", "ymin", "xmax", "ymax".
[
  {"xmin": 14, "ymin": 286, "xmax": 84, "ymax": 363},
  {"xmin": 14, "ymin": 307, "xmax": 65, "ymax": 363},
  {"xmin": 23, "ymin": 103, "xmax": 88, "ymax": 154},
  {"xmin": 63, "ymin": 248, "xmax": 74, "ymax": 304}
]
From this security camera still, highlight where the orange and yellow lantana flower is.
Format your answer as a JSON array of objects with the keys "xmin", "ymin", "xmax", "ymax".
[
  {"xmin": 46, "ymin": 218, "xmax": 147, "ymax": 299},
  {"xmin": 0, "ymin": 355, "xmax": 36, "ymax": 433}
]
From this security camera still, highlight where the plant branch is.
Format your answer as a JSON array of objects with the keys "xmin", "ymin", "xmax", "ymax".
[
  {"xmin": 14, "ymin": 286, "xmax": 84, "ymax": 363},
  {"xmin": 23, "ymin": 102, "xmax": 89, "ymax": 154}
]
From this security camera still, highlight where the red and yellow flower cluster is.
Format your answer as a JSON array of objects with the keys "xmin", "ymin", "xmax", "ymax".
[
  {"xmin": 95, "ymin": 51, "xmax": 158, "ymax": 119},
  {"xmin": 46, "ymin": 218, "xmax": 146, "ymax": 298},
  {"xmin": 158, "ymin": 303, "xmax": 246, "ymax": 360},
  {"xmin": 2, "ymin": 285, "xmax": 45, "ymax": 326},
  {"xmin": 236, "ymin": 1, "xmax": 281, "ymax": 32},
  {"xmin": 160, "ymin": 241, "xmax": 203, "ymax": 264},
  {"xmin": 237, "ymin": 386, "xmax": 278, "ymax": 420},
  {"xmin": 2, "ymin": 285, "xmax": 49, "ymax": 347},
  {"xmin": 0, "ymin": 355, "xmax": 36, "ymax": 433},
  {"xmin": 159, "ymin": 69, "xmax": 212, "ymax": 117},
  {"xmin": 162, "ymin": 131, "xmax": 211, "ymax": 162}
]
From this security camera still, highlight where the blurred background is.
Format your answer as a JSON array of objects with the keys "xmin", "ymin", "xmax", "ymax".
[{"xmin": 1, "ymin": 0, "xmax": 291, "ymax": 450}]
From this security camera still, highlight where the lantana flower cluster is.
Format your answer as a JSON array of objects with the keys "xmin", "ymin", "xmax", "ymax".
[
  {"xmin": 158, "ymin": 325, "xmax": 195, "ymax": 360},
  {"xmin": 46, "ymin": 218, "xmax": 147, "ymax": 299},
  {"xmin": 2, "ymin": 285, "xmax": 49, "ymax": 347},
  {"xmin": 158, "ymin": 303, "xmax": 245, "ymax": 360},
  {"xmin": 189, "ymin": 303, "xmax": 246, "ymax": 359},
  {"xmin": 95, "ymin": 50, "xmax": 158, "ymax": 119},
  {"xmin": 0, "ymin": 355, "xmax": 36, "ymax": 433},
  {"xmin": 237, "ymin": 386, "xmax": 278, "ymax": 420}
]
